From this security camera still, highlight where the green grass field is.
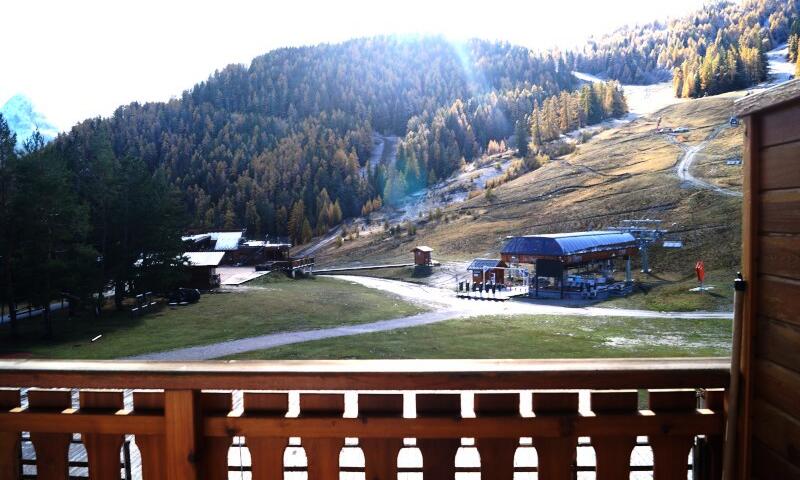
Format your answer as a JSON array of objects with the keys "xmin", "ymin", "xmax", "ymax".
[
  {"xmin": 0, "ymin": 276, "xmax": 424, "ymax": 359},
  {"xmin": 226, "ymin": 313, "xmax": 732, "ymax": 360},
  {"xmin": 599, "ymin": 270, "xmax": 735, "ymax": 312}
]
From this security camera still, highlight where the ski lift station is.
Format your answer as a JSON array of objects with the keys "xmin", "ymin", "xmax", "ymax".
[{"xmin": 499, "ymin": 231, "xmax": 639, "ymax": 299}]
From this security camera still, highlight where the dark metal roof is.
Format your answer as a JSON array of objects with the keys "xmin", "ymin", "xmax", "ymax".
[
  {"xmin": 467, "ymin": 259, "xmax": 506, "ymax": 271},
  {"xmin": 501, "ymin": 231, "xmax": 637, "ymax": 257}
]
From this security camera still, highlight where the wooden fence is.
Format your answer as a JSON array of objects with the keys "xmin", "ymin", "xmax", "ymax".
[{"xmin": 0, "ymin": 358, "xmax": 729, "ymax": 479}]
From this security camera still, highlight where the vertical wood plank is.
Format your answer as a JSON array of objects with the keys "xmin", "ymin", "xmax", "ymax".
[
  {"xmin": 164, "ymin": 390, "xmax": 200, "ymax": 480},
  {"xmin": 416, "ymin": 393, "xmax": 461, "ymax": 480},
  {"xmin": 648, "ymin": 389, "xmax": 697, "ymax": 480},
  {"xmin": 590, "ymin": 390, "xmax": 638, "ymax": 480},
  {"xmin": 531, "ymin": 391, "xmax": 578, "ymax": 480},
  {"xmin": 740, "ymin": 114, "xmax": 759, "ymax": 480},
  {"xmin": 27, "ymin": 389, "xmax": 72, "ymax": 480},
  {"xmin": 199, "ymin": 392, "xmax": 233, "ymax": 480},
  {"xmin": 701, "ymin": 389, "xmax": 725, "ymax": 480},
  {"xmin": 243, "ymin": 392, "xmax": 288, "ymax": 480},
  {"xmin": 80, "ymin": 390, "xmax": 125, "ymax": 480},
  {"xmin": 300, "ymin": 393, "xmax": 344, "ymax": 480},
  {"xmin": 0, "ymin": 389, "xmax": 21, "ymax": 480},
  {"xmin": 474, "ymin": 393, "xmax": 520, "ymax": 480},
  {"xmin": 133, "ymin": 391, "xmax": 166, "ymax": 480},
  {"xmin": 359, "ymin": 393, "xmax": 404, "ymax": 480}
]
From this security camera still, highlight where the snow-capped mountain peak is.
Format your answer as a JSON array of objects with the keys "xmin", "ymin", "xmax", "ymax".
[{"xmin": 0, "ymin": 94, "xmax": 60, "ymax": 147}]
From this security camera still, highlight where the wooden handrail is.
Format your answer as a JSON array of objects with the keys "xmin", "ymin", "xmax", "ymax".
[{"xmin": 0, "ymin": 357, "xmax": 730, "ymax": 390}]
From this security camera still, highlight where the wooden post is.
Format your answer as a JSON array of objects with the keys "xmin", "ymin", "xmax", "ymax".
[
  {"xmin": 27, "ymin": 389, "xmax": 72, "ymax": 480},
  {"xmin": 80, "ymin": 390, "xmax": 126, "ymax": 479},
  {"xmin": 0, "ymin": 389, "xmax": 20, "ymax": 480},
  {"xmin": 243, "ymin": 392, "xmax": 288, "ymax": 480},
  {"xmin": 416, "ymin": 393, "xmax": 461, "ymax": 480},
  {"xmin": 648, "ymin": 389, "xmax": 697, "ymax": 480},
  {"xmin": 531, "ymin": 391, "xmax": 578, "ymax": 480},
  {"xmin": 133, "ymin": 391, "xmax": 167, "ymax": 480},
  {"xmin": 164, "ymin": 390, "xmax": 200, "ymax": 480},
  {"xmin": 590, "ymin": 390, "xmax": 638, "ymax": 480},
  {"xmin": 474, "ymin": 393, "xmax": 520, "ymax": 480},
  {"xmin": 199, "ymin": 392, "xmax": 233, "ymax": 479},
  {"xmin": 300, "ymin": 394, "xmax": 344, "ymax": 480},
  {"xmin": 359, "ymin": 393, "xmax": 404, "ymax": 480}
]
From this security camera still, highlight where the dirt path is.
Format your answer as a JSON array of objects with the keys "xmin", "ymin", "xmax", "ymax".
[
  {"xmin": 674, "ymin": 125, "xmax": 742, "ymax": 197},
  {"xmin": 127, "ymin": 276, "xmax": 731, "ymax": 360}
]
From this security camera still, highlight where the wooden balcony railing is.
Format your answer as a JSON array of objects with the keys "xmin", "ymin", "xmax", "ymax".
[{"xmin": 0, "ymin": 358, "xmax": 729, "ymax": 479}]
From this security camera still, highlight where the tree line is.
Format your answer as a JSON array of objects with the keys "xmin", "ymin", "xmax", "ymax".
[
  {"xmin": 572, "ymin": 0, "xmax": 798, "ymax": 97},
  {"xmin": 0, "ymin": 114, "xmax": 186, "ymax": 337}
]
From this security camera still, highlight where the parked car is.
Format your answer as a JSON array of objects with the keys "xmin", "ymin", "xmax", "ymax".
[{"xmin": 168, "ymin": 288, "xmax": 201, "ymax": 305}]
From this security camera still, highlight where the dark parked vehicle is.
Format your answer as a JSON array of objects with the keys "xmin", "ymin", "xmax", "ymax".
[{"xmin": 168, "ymin": 288, "xmax": 201, "ymax": 305}]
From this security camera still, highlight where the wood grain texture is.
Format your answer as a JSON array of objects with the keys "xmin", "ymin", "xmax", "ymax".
[
  {"xmin": 80, "ymin": 390, "xmax": 125, "ymax": 480},
  {"xmin": 755, "ymin": 317, "xmax": 800, "ymax": 374},
  {"xmin": 27, "ymin": 389, "xmax": 72, "ymax": 480},
  {"xmin": 760, "ymin": 189, "xmax": 800, "ymax": 234},
  {"xmin": 751, "ymin": 399, "xmax": 800, "ymax": 469},
  {"xmin": 758, "ymin": 275, "xmax": 800, "ymax": 328},
  {"xmin": 0, "ymin": 389, "xmax": 20, "ymax": 480},
  {"xmin": 590, "ymin": 390, "xmax": 638, "ymax": 480},
  {"xmin": 243, "ymin": 392, "xmax": 288, "ymax": 480},
  {"xmin": 199, "ymin": 392, "xmax": 232, "ymax": 480},
  {"xmin": 133, "ymin": 391, "xmax": 166, "ymax": 480},
  {"xmin": 300, "ymin": 394, "xmax": 343, "ymax": 480},
  {"xmin": 359, "ymin": 394, "xmax": 404, "ymax": 480},
  {"xmin": 648, "ymin": 390, "xmax": 696, "ymax": 480},
  {"xmin": 760, "ymin": 141, "xmax": 800, "ymax": 191},
  {"xmin": 164, "ymin": 390, "xmax": 200, "ymax": 480},
  {"xmin": 416, "ymin": 394, "xmax": 461, "ymax": 480},
  {"xmin": 474, "ymin": 393, "xmax": 520, "ymax": 480},
  {"xmin": 531, "ymin": 392, "xmax": 578, "ymax": 480},
  {"xmin": 758, "ymin": 100, "xmax": 800, "ymax": 147},
  {"xmin": 734, "ymin": 79, "xmax": 800, "ymax": 117},
  {"xmin": 751, "ymin": 438, "xmax": 800, "ymax": 480},
  {"xmin": 0, "ymin": 358, "xmax": 730, "ymax": 391},
  {"xmin": 758, "ymin": 235, "xmax": 800, "ymax": 280}
]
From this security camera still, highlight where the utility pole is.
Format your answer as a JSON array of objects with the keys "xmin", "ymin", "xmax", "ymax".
[{"xmin": 609, "ymin": 219, "xmax": 669, "ymax": 273}]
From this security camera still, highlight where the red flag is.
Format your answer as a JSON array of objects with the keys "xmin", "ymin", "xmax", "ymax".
[{"xmin": 695, "ymin": 260, "xmax": 705, "ymax": 282}]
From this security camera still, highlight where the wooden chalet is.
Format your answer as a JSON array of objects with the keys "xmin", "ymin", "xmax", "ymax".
[
  {"xmin": 467, "ymin": 258, "xmax": 507, "ymax": 285},
  {"xmin": 0, "ymin": 81, "xmax": 798, "ymax": 479},
  {"xmin": 182, "ymin": 251, "xmax": 224, "ymax": 290}
]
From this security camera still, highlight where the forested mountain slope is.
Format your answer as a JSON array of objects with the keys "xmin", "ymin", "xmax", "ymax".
[
  {"xmin": 55, "ymin": 37, "xmax": 585, "ymax": 241},
  {"xmin": 572, "ymin": 0, "xmax": 798, "ymax": 96}
]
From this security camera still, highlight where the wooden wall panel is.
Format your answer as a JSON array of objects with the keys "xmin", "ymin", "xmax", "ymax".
[
  {"xmin": 751, "ymin": 439, "xmax": 800, "ymax": 480},
  {"xmin": 750, "ymin": 400, "xmax": 800, "ymax": 469},
  {"xmin": 0, "ymin": 389, "xmax": 21, "ymax": 480},
  {"xmin": 752, "ymin": 360, "xmax": 800, "ymax": 423},
  {"xmin": 760, "ymin": 141, "xmax": 800, "ymax": 191},
  {"xmin": 757, "ymin": 275, "xmax": 800, "ymax": 328},
  {"xmin": 759, "ymin": 189, "xmax": 800, "ymax": 234},
  {"xmin": 80, "ymin": 390, "xmax": 125, "ymax": 480},
  {"xmin": 754, "ymin": 317, "xmax": 800, "ymax": 374},
  {"xmin": 759, "ymin": 106, "xmax": 800, "ymax": 147},
  {"xmin": 758, "ymin": 235, "xmax": 800, "ymax": 280}
]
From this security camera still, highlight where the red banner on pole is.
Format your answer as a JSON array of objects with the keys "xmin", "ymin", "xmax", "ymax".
[{"xmin": 695, "ymin": 260, "xmax": 705, "ymax": 283}]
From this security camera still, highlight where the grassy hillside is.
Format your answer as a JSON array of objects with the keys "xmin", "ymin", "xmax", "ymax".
[{"xmin": 317, "ymin": 94, "xmax": 744, "ymax": 309}]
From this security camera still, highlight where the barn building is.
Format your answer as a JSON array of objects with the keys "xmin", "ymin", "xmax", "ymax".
[
  {"xmin": 466, "ymin": 259, "xmax": 507, "ymax": 285},
  {"xmin": 500, "ymin": 231, "xmax": 638, "ymax": 298},
  {"xmin": 182, "ymin": 251, "xmax": 225, "ymax": 290}
]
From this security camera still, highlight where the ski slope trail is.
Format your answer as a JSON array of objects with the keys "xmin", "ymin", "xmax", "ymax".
[{"xmin": 675, "ymin": 125, "xmax": 742, "ymax": 197}]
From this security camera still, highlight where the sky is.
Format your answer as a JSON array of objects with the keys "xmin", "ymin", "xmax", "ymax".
[{"xmin": 1, "ymin": 0, "xmax": 709, "ymax": 131}]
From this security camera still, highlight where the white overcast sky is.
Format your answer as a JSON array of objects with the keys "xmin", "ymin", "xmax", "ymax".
[{"xmin": 2, "ymin": 0, "xmax": 708, "ymax": 131}]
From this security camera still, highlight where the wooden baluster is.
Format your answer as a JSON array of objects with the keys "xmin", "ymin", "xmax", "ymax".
[
  {"xmin": 648, "ymin": 389, "xmax": 697, "ymax": 480},
  {"xmin": 590, "ymin": 390, "xmax": 638, "ymax": 480},
  {"xmin": 243, "ymin": 392, "xmax": 288, "ymax": 480},
  {"xmin": 359, "ymin": 393, "xmax": 404, "ymax": 480},
  {"xmin": 27, "ymin": 389, "xmax": 72, "ymax": 480},
  {"xmin": 300, "ymin": 393, "xmax": 344, "ymax": 480},
  {"xmin": 80, "ymin": 390, "xmax": 125, "ymax": 479},
  {"xmin": 531, "ymin": 391, "xmax": 578, "ymax": 480},
  {"xmin": 133, "ymin": 391, "xmax": 166, "ymax": 479},
  {"xmin": 0, "ymin": 389, "xmax": 21, "ymax": 480},
  {"xmin": 164, "ymin": 390, "xmax": 200, "ymax": 480},
  {"xmin": 199, "ymin": 392, "xmax": 233, "ymax": 480},
  {"xmin": 416, "ymin": 393, "xmax": 461, "ymax": 480},
  {"xmin": 474, "ymin": 393, "xmax": 520, "ymax": 480},
  {"xmin": 698, "ymin": 389, "xmax": 725, "ymax": 480}
]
